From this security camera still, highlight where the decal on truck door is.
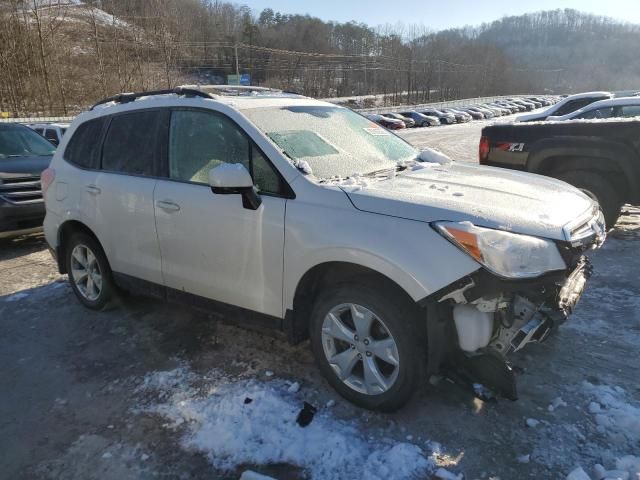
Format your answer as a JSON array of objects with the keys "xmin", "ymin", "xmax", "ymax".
[{"xmin": 496, "ymin": 142, "xmax": 526, "ymax": 152}]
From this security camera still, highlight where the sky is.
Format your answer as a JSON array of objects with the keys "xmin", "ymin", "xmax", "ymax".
[{"xmin": 244, "ymin": 0, "xmax": 640, "ymax": 30}]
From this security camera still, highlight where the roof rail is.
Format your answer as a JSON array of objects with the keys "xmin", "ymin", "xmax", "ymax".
[{"xmin": 90, "ymin": 86, "xmax": 214, "ymax": 110}]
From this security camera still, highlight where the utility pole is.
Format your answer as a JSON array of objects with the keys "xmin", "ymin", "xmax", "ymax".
[{"xmin": 234, "ymin": 44, "xmax": 240, "ymax": 85}]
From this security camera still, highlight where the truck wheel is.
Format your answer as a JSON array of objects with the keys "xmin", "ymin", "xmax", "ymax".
[
  {"xmin": 557, "ymin": 171, "xmax": 622, "ymax": 228},
  {"xmin": 65, "ymin": 232, "xmax": 116, "ymax": 310},
  {"xmin": 309, "ymin": 282, "xmax": 424, "ymax": 411}
]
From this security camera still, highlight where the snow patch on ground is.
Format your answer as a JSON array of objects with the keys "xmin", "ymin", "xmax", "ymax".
[
  {"xmin": 136, "ymin": 367, "xmax": 435, "ymax": 480},
  {"xmin": 582, "ymin": 382, "xmax": 640, "ymax": 446},
  {"xmin": 2, "ymin": 291, "xmax": 29, "ymax": 302},
  {"xmin": 557, "ymin": 382, "xmax": 640, "ymax": 479}
]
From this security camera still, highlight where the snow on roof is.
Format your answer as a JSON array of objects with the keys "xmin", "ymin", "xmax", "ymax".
[
  {"xmin": 572, "ymin": 95, "xmax": 640, "ymax": 109},
  {"xmin": 561, "ymin": 91, "xmax": 613, "ymax": 100},
  {"xmin": 545, "ymin": 96, "xmax": 640, "ymax": 121}
]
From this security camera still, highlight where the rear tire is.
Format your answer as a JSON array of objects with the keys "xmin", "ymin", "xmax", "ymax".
[
  {"xmin": 309, "ymin": 281, "xmax": 424, "ymax": 411},
  {"xmin": 65, "ymin": 232, "xmax": 116, "ymax": 310},
  {"xmin": 556, "ymin": 171, "xmax": 622, "ymax": 228}
]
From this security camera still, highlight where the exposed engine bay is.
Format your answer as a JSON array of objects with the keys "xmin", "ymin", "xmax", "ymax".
[{"xmin": 435, "ymin": 255, "xmax": 593, "ymax": 400}]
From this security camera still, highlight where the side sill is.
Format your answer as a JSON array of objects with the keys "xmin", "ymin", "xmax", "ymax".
[{"xmin": 112, "ymin": 272, "xmax": 283, "ymax": 331}]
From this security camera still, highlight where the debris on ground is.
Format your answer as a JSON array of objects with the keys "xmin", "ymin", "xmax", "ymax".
[
  {"xmin": 296, "ymin": 401, "xmax": 317, "ymax": 427},
  {"xmin": 526, "ymin": 418, "xmax": 540, "ymax": 428}
]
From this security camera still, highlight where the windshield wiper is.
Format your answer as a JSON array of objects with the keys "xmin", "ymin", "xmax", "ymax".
[{"xmin": 361, "ymin": 164, "xmax": 407, "ymax": 178}]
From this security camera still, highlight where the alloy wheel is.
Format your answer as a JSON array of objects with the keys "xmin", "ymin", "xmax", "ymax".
[
  {"xmin": 70, "ymin": 244, "xmax": 103, "ymax": 301},
  {"xmin": 321, "ymin": 303, "xmax": 400, "ymax": 395}
]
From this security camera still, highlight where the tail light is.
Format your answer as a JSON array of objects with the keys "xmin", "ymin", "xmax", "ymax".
[
  {"xmin": 479, "ymin": 136, "xmax": 490, "ymax": 164},
  {"xmin": 41, "ymin": 167, "xmax": 56, "ymax": 194}
]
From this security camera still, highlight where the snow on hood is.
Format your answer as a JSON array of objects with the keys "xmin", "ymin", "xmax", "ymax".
[{"xmin": 341, "ymin": 162, "xmax": 596, "ymax": 240}]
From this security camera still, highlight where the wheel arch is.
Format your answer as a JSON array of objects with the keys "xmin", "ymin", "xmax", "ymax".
[
  {"xmin": 284, "ymin": 261, "xmax": 419, "ymax": 345},
  {"xmin": 56, "ymin": 220, "xmax": 104, "ymax": 274},
  {"xmin": 526, "ymin": 140, "xmax": 639, "ymax": 203}
]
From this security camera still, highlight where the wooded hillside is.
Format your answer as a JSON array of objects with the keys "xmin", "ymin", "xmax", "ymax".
[{"xmin": 1, "ymin": 1, "xmax": 638, "ymax": 116}]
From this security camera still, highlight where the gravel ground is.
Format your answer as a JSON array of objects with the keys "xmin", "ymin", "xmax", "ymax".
[{"xmin": 1, "ymin": 118, "xmax": 638, "ymax": 480}]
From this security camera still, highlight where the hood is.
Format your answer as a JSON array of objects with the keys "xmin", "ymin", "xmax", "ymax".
[
  {"xmin": 516, "ymin": 111, "xmax": 549, "ymax": 122},
  {"xmin": 341, "ymin": 162, "xmax": 595, "ymax": 241},
  {"xmin": 0, "ymin": 155, "xmax": 51, "ymax": 177}
]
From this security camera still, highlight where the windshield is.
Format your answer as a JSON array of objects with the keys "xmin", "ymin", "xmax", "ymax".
[
  {"xmin": 0, "ymin": 126, "xmax": 56, "ymax": 158},
  {"xmin": 243, "ymin": 105, "xmax": 417, "ymax": 179}
]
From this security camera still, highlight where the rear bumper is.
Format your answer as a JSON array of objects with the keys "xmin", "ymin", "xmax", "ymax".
[{"xmin": 0, "ymin": 200, "xmax": 45, "ymax": 233}]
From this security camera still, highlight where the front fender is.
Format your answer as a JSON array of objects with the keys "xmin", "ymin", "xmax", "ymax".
[{"xmin": 283, "ymin": 197, "xmax": 480, "ymax": 311}]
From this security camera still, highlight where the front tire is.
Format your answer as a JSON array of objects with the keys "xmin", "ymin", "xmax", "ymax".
[
  {"xmin": 65, "ymin": 232, "xmax": 115, "ymax": 310},
  {"xmin": 309, "ymin": 282, "xmax": 424, "ymax": 411},
  {"xmin": 556, "ymin": 171, "xmax": 622, "ymax": 228}
]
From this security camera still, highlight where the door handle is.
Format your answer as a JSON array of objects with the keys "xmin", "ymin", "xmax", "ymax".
[
  {"xmin": 86, "ymin": 185, "xmax": 101, "ymax": 195},
  {"xmin": 156, "ymin": 200, "xmax": 181, "ymax": 212}
]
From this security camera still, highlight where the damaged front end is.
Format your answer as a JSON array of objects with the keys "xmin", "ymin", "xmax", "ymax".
[{"xmin": 427, "ymin": 211, "xmax": 605, "ymax": 399}]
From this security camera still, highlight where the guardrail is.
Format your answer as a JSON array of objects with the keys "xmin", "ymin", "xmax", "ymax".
[{"xmin": 0, "ymin": 116, "xmax": 75, "ymax": 124}]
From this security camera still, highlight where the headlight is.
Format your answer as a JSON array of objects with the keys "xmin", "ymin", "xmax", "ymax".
[{"xmin": 435, "ymin": 221, "xmax": 566, "ymax": 278}]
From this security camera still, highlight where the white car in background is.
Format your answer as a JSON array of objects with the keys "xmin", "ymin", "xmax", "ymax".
[
  {"xmin": 546, "ymin": 96, "xmax": 640, "ymax": 121},
  {"xmin": 27, "ymin": 123, "xmax": 70, "ymax": 146},
  {"xmin": 517, "ymin": 91, "xmax": 613, "ymax": 122},
  {"xmin": 42, "ymin": 86, "xmax": 605, "ymax": 411}
]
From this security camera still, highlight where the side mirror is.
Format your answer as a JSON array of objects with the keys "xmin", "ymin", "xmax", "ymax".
[{"xmin": 208, "ymin": 163, "xmax": 261, "ymax": 210}]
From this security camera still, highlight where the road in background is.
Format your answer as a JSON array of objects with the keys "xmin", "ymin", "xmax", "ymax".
[{"xmin": 398, "ymin": 113, "xmax": 523, "ymax": 162}]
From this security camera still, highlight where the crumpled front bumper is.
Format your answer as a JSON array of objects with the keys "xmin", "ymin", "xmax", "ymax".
[
  {"xmin": 506, "ymin": 257, "xmax": 592, "ymax": 354},
  {"xmin": 436, "ymin": 255, "xmax": 596, "ymax": 400}
]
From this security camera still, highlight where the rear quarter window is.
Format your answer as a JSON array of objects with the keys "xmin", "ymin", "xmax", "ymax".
[{"xmin": 64, "ymin": 118, "xmax": 107, "ymax": 169}]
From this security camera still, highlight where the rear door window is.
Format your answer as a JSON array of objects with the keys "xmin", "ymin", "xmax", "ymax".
[
  {"xmin": 102, "ymin": 110, "xmax": 168, "ymax": 176},
  {"xmin": 556, "ymin": 98, "xmax": 605, "ymax": 116},
  {"xmin": 621, "ymin": 105, "xmax": 640, "ymax": 118},
  {"xmin": 64, "ymin": 117, "xmax": 107, "ymax": 169},
  {"xmin": 576, "ymin": 107, "xmax": 614, "ymax": 119}
]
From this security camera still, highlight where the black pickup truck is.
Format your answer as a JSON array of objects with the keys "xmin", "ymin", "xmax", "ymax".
[{"xmin": 479, "ymin": 119, "xmax": 640, "ymax": 227}]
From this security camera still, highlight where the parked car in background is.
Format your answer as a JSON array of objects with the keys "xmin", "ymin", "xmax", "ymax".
[
  {"xmin": 27, "ymin": 123, "xmax": 69, "ymax": 146},
  {"xmin": 497, "ymin": 101, "xmax": 526, "ymax": 112},
  {"xmin": 0, "ymin": 123, "xmax": 55, "ymax": 235},
  {"xmin": 508, "ymin": 99, "xmax": 536, "ymax": 111},
  {"xmin": 484, "ymin": 104, "xmax": 510, "ymax": 116},
  {"xmin": 366, "ymin": 113, "xmax": 405, "ymax": 130},
  {"xmin": 420, "ymin": 108, "xmax": 456, "ymax": 124},
  {"xmin": 546, "ymin": 97, "xmax": 640, "ymax": 121},
  {"xmin": 398, "ymin": 111, "xmax": 441, "ymax": 127},
  {"xmin": 517, "ymin": 92, "xmax": 613, "ymax": 122},
  {"xmin": 440, "ymin": 108, "xmax": 471, "ymax": 123},
  {"xmin": 466, "ymin": 106, "xmax": 494, "ymax": 119},
  {"xmin": 381, "ymin": 113, "xmax": 416, "ymax": 128},
  {"xmin": 524, "ymin": 98, "xmax": 543, "ymax": 108},
  {"xmin": 528, "ymin": 96, "xmax": 552, "ymax": 106},
  {"xmin": 459, "ymin": 107, "xmax": 485, "ymax": 120},
  {"xmin": 480, "ymin": 116, "xmax": 640, "ymax": 227},
  {"xmin": 43, "ymin": 85, "xmax": 605, "ymax": 410},
  {"xmin": 494, "ymin": 101, "xmax": 522, "ymax": 113}
]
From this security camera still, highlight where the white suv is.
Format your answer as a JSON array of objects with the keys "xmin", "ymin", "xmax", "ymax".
[
  {"xmin": 42, "ymin": 86, "xmax": 605, "ymax": 410},
  {"xmin": 27, "ymin": 122, "xmax": 69, "ymax": 146}
]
